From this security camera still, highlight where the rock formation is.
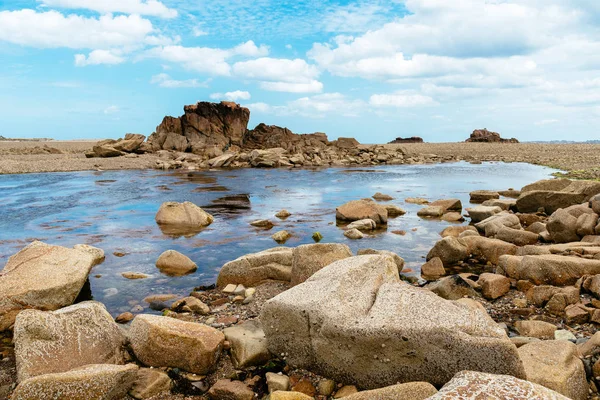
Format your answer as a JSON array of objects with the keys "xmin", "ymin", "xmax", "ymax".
[
  {"xmin": 466, "ymin": 129, "xmax": 519, "ymax": 143},
  {"xmin": 388, "ymin": 137, "xmax": 424, "ymax": 144}
]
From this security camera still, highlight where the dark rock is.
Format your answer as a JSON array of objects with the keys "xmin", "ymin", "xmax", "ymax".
[{"xmin": 466, "ymin": 129, "xmax": 519, "ymax": 143}]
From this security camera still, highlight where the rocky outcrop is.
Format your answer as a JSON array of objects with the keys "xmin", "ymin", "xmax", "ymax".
[
  {"xmin": 466, "ymin": 129, "xmax": 519, "ymax": 143},
  {"xmin": 388, "ymin": 137, "xmax": 424, "ymax": 144},
  {"xmin": 516, "ymin": 178, "xmax": 600, "ymax": 214},
  {"xmin": 261, "ymin": 255, "xmax": 525, "ymax": 389},
  {"xmin": 86, "ymin": 134, "xmax": 147, "ymax": 158},
  {"xmin": 0, "ymin": 241, "xmax": 96, "ymax": 331}
]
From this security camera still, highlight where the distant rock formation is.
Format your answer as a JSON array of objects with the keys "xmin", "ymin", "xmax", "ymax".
[
  {"xmin": 466, "ymin": 129, "xmax": 519, "ymax": 143},
  {"xmin": 388, "ymin": 137, "xmax": 424, "ymax": 144}
]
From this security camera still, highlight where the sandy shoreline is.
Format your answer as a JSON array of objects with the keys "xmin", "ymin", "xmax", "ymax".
[{"xmin": 1, "ymin": 141, "xmax": 600, "ymax": 178}]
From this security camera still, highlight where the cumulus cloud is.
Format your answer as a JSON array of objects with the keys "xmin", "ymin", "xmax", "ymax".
[
  {"xmin": 210, "ymin": 90, "xmax": 251, "ymax": 101},
  {"xmin": 75, "ymin": 49, "xmax": 125, "ymax": 66},
  {"xmin": 369, "ymin": 92, "xmax": 437, "ymax": 108},
  {"xmin": 150, "ymin": 73, "xmax": 210, "ymax": 88},
  {"xmin": 233, "ymin": 58, "xmax": 323, "ymax": 93},
  {"xmin": 38, "ymin": 0, "xmax": 178, "ymax": 18},
  {"xmin": 247, "ymin": 93, "xmax": 365, "ymax": 118},
  {"xmin": 145, "ymin": 41, "xmax": 269, "ymax": 76}
]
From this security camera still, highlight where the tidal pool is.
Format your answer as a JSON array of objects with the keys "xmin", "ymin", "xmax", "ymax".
[{"xmin": 0, "ymin": 162, "xmax": 558, "ymax": 316}]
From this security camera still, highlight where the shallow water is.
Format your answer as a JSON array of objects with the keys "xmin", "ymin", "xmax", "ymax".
[{"xmin": 0, "ymin": 162, "xmax": 558, "ymax": 316}]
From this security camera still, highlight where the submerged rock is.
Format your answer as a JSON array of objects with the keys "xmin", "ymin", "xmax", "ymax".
[
  {"xmin": 155, "ymin": 250, "xmax": 197, "ymax": 276},
  {"xmin": 0, "ymin": 241, "xmax": 96, "ymax": 331},
  {"xmin": 336, "ymin": 199, "xmax": 388, "ymax": 224},
  {"xmin": 261, "ymin": 255, "xmax": 525, "ymax": 389},
  {"xmin": 155, "ymin": 201, "xmax": 213, "ymax": 235}
]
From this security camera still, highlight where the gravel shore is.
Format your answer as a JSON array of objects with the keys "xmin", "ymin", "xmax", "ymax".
[{"xmin": 2, "ymin": 140, "xmax": 600, "ymax": 178}]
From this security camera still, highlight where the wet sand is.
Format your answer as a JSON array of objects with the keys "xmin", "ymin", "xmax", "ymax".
[{"xmin": 1, "ymin": 140, "xmax": 600, "ymax": 178}]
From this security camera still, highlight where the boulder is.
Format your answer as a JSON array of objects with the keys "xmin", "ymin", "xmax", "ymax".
[
  {"xmin": 591, "ymin": 194, "xmax": 600, "ymax": 214},
  {"xmin": 526, "ymin": 221, "xmax": 547, "ymax": 234},
  {"xmin": 469, "ymin": 190, "xmax": 500, "ymax": 203},
  {"xmin": 344, "ymin": 228, "xmax": 364, "ymax": 239},
  {"xmin": 372, "ymin": 192, "xmax": 394, "ymax": 201},
  {"xmin": 440, "ymin": 212, "xmax": 464, "ymax": 222},
  {"xmin": 384, "ymin": 204, "xmax": 406, "ymax": 217},
  {"xmin": 170, "ymin": 297, "xmax": 210, "ymax": 314},
  {"xmin": 291, "ymin": 243, "xmax": 353, "ymax": 286},
  {"xmin": 266, "ymin": 372, "xmax": 289, "ymax": 393},
  {"xmin": 261, "ymin": 255, "xmax": 525, "ymax": 389},
  {"xmin": 336, "ymin": 199, "xmax": 388, "ymax": 224},
  {"xmin": 0, "ymin": 241, "xmax": 96, "ymax": 331},
  {"xmin": 333, "ymin": 137, "xmax": 360, "ymax": 148},
  {"xmin": 217, "ymin": 247, "xmax": 293, "ymax": 287},
  {"xmin": 417, "ymin": 206, "xmax": 444, "ymax": 218},
  {"xmin": 429, "ymin": 199, "xmax": 462, "ymax": 213},
  {"xmin": 517, "ymin": 179, "xmax": 600, "ymax": 214},
  {"xmin": 547, "ymin": 209, "xmax": 579, "ymax": 243},
  {"xmin": 11, "ymin": 364, "xmax": 139, "ymax": 400},
  {"xmin": 113, "ymin": 133, "xmax": 146, "ymax": 153},
  {"xmin": 155, "ymin": 201, "xmax": 213, "ymax": 235},
  {"xmin": 426, "ymin": 237, "xmax": 468, "ymax": 266},
  {"xmin": 356, "ymin": 249, "xmax": 405, "ymax": 271},
  {"xmin": 440, "ymin": 225, "xmax": 477, "ymax": 238},
  {"xmin": 466, "ymin": 128, "xmax": 518, "ymax": 143},
  {"xmin": 73, "ymin": 244, "xmax": 105, "ymax": 266},
  {"xmin": 223, "ymin": 320, "xmax": 270, "ymax": 368},
  {"xmin": 461, "ymin": 236, "xmax": 517, "ymax": 264},
  {"xmin": 272, "ymin": 230, "xmax": 292, "ymax": 244},
  {"xmin": 479, "ymin": 273, "xmax": 510, "ymax": 300},
  {"xmin": 526, "ymin": 285, "xmax": 580, "ymax": 307},
  {"xmin": 482, "ymin": 199, "xmax": 516, "ymax": 211},
  {"xmin": 342, "ymin": 382, "xmax": 437, "ymax": 400},
  {"xmin": 156, "ymin": 250, "xmax": 197, "ymax": 276},
  {"xmin": 498, "ymin": 254, "xmax": 600, "ymax": 285},
  {"xmin": 519, "ymin": 340, "xmax": 588, "ymax": 400},
  {"xmin": 208, "ymin": 153, "xmax": 236, "ymax": 168},
  {"xmin": 474, "ymin": 213, "xmax": 521, "ymax": 237},
  {"xmin": 346, "ymin": 219, "xmax": 377, "ymax": 231},
  {"xmin": 420, "ymin": 257, "xmax": 446, "ymax": 280},
  {"xmin": 249, "ymin": 148, "xmax": 289, "ymax": 168},
  {"xmin": 128, "ymin": 314, "xmax": 224, "ymax": 374},
  {"xmin": 428, "ymin": 275, "xmax": 479, "ymax": 300},
  {"xmin": 429, "ymin": 370, "xmax": 569, "ymax": 399},
  {"xmin": 207, "ymin": 379, "xmax": 254, "ymax": 400},
  {"xmin": 514, "ymin": 320, "xmax": 557, "ymax": 339},
  {"xmin": 466, "ymin": 206, "xmax": 502, "ymax": 223},
  {"xmin": 91, "ymin": 144, "xmax": 124, "ymax": 158},
  {"xmin": 129, "ymin": 368, "xmax": 172, "ymax": 400},
  {"xmin": 495, "ymin": 226, "xmax": 539, "ymax": 246},
  {"xmin": 577, "ymin": 212, "xmax": 598, "ymax": 237},
  {"xmin": 14, "ymin": 301, "xmax": 127, "ymax": 382}
]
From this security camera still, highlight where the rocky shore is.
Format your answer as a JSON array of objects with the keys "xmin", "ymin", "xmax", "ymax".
[{"xmin": 3, "ymin": 175, "xmax": 600, "ymax": 399}]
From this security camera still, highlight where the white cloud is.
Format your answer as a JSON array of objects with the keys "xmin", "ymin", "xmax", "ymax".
[
  {"xmin": 245, "ymin": 102, "xmax": 272, "ymax": 113},
  {"xmin": 0, "ymin": 10, "xmax": 161, "ymax": 49},
  {"xmin": 210, "ymin": 90, "xmax": 251, "ymax": 101},
  {"xmin": 233, "ymin": 57, "xmax": 322, "ymax": 93},
  {"xmin": 104, "ymin": 105, "xmax": 119, "ymax": 114},
  {"xmin": 192, "ymin": 26, "xmax": 208, "ymax": 37},
  {"xmin": 535, "ymin": 119, "xmax": 559, "ymax": 126},
  {"xmin": 38, "ymin": 0, "xmax": 178, "ymax": 18},
  {"xmin": 150, "ymin": 73, "xmax": 210, "ymax": 88},
  {"xmin": 247, "ymin": 93, "xmax": 365, "ymax": 118},
  {"xmin": 75, "ymin": 49, "xmax": 124, "ymax": 66},
  {"xmin": 370, "ymin": 92, "xmax": 437, "ymax": 108},
  {"xmin": 145, "ymin": 41, "xmax": 268, "ymax": 76}
]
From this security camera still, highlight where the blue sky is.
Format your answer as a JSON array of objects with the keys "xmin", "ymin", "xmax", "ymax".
[{"xmin": 1, "ymin": 0, "xmax": 600, "ymax": 142}]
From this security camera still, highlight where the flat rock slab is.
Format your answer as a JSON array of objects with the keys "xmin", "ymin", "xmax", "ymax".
[
  {"xmin": 217, "ymin": 247, "xmax": 293, "ymax": 287},
  {"xmin": 498, "ymin": 254, "xmax": 600, "ymax": 285},
  {"xmin": 12, "ymin": 364, "xmax": 139, "ymax": 400},
  {"xmin": 261, "ymin": 255, "xmax": 524, "ymax": 389},
  {"xmin": 0, "ymin": 241, "xmax": 96, "ymax": 331}
]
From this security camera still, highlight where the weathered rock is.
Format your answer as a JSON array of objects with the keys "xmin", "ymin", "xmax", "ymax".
[
  {"xmin": 469, "ymin": 190, "xmax": 500, "ymax": 203},
  {"xmin": 461, "ymin": 236, "xmax": 517, "ymax": 264},
  {"xmin": 526, "ymin": 285, "xmax": 580, "ymax": 308},
  {"xmin": 440, "ymin": 225, "xmax": 477, "ymax": 238},
  {"xmin": 344, "ymin": 228, "xmax": 364, "ymax": 239},
  {"xmin": 429, "ymin": 370, "xmax": 569, "ymax": 399},
  {"xmin": 482, "ymin": 199, "xmax": 516, "ymax": 211},
  {"xmin": 223, "ymin": 320, "xmax": 270, "ymax": 368},
  {"xmin": 428, "ymin": 275, "xmax": 479, "ymax": 300},
  {"xmin": 113, "ymin": 133, "xmax": 146, "ymax": 153},
  {"xmin": 405, "ymin": 197, "xmax": 429, "ymax": 205},
  {"xmin": 249, "ymin": 148, "xmax": 288, "ymax": 168},
  {"xmin": 526, "ymin": 221, "xmax": 547, "ymax": 234},
  {"xmin": 498, "ymin": 254, "xmax": 600, "ymax": 285},
  {"xmin": 495, "ymin": 226, "xmax": 539, "ymax": 246},
  {"xmin": 577, "ymin": 212, "xmax": 599, "ymax": 237},
  {"xmin": 208, "ymin": 153, "xmax": 236, "ymax": 168},
  {"xmin": 128, "ymin": 314, "xmax": 224, "ymax": 374},
  {"xmin": 417, "ymin": 206, "xmax": 444, "ymax": 218},
  {"xmin": 372, "ymin": 192, "xmax": 394, "ymax": 201},
  {"xmin": 0, "ymin": 241, "xmax": 96, "ymax": 331},
  {"xmin": 207, "ymin": 379, "xmax": 254, "ymax": 400},
  {"xmin": 474, "ymin": 213, "xmax": 521, "ymax": 237},
  {"xmin": 266, "ymin": 372, "xmax": 290, "ymax": 393},
  {"xmin": 91, "ymin": 144, "xmax": 124, "ymax": 158},
  {"xmin": 261, "ymin": 255, "xmax": 525, "ymax": 388},
  {"xmin": 426, "ymin": 237, "xmax": 468, "ymax": 266},
  {"xmin": 547, "ymin": 209, "xmax": 580, "ymax": 243},
  {"xmin": 116, "ymin": 312, "xmax": 134, "ymax": 324},
  {"xmin": 129, "ymin": 368, "xmax": 172, "ymax": 400},
  {"xmin": 517, "ymin": 179, "xmax": 600, "ymax": 214},
  {"xmin": 271, "ymin": 391, "xmax": 314, "ymax": 400},
  {"xmin": 429, "ymin": 199, "xmax": 462, "ymax": 213},
  {"xmin": 479, "ymin": 273, "xmax": 510, "ymax": 300},
  {"xmin": 346, "ymin": 219, "xmax": 377, "ymax": 231},
  {"xmin": 421, "ymin": 257, "xmax": 445, "ymax": 280},
  {"xmin": 11, "ymin": 364, "xmax": 139, "ymax": 400},
  {"xmin": 441, "ymin": 212, "xmax": 464, "ymax": 222},
  {"xmin": 156, "ymin": 250, "xmax": 197, "ymax": 276},
  {"xmin": 290, "ymin": 243, "xmax": 353, "ymax": 286},
  {"xmin": 514, "ymin": 320, "xmax": 557, "ymax": 339},
  {"xmin": 466, "ymin": 205, "xmax": 502, "ymax": 223},
  {"xmin": 564, "ymin": 303, "xmax": 590, "ymax": 324},
  {"xmin": 342, "ymin": 382, "xmax": 437, "ymax": 400},
  {"xmin": 14, "ymin": 301, "xmax": 127, "ymax": 382},
  {"xmin": 73, "ymin": 244, "xmax": 105, "ymax": 266},
  {"xmin": 217, "ymin": 247, "xmax": 293, "ymax": 287},
  {"xmin": 272, "ymin": 230, "xmax": 292, "ymax": 244},
  {"xmin": 466, "ymin": 128, "xmax": 518, "ymax": 143},
  {"xmin": 356, "ymin": 249, "xmax": 405, "ymax": 271},
  {"xmin": 519, "ymin": 340, "xmax": 588, "ymax": 400},
  {"xmin": 384, "ymin": 204, "xmax": 406, "ymax": 216},
  {"xmin": 171, "ymin": 296, "xmax": 210, "ymax": 314},
  {"xmin": 336, "ymin": 199, "xmax": 388, "ymax": 224},
  {"xmin": 275, "ymin": 209, "xmax": 291, "ymax": 219},
  {"xmin": 155, "ymin": 201, "xmax": 213, "ymax": 234}
]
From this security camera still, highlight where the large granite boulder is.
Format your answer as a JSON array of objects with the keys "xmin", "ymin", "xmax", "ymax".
[
  {"xmin": 498, "ymin": 254, "xmax": 600, "ymax": 285},
  {"xmin": 336, "ymin": 199, "xmax": 388, "ymax": 224},
  {"xmin": 426, "ymin": 237, "xmax": 468, "ymax": 266},
  {"xmin": 155, "ymin": 201, "xmax": 213, "ymax": 235},
  {"xmin": 217, "ymin": 247, "xmax": 293, "ymax": 287},
  {"xmin": 429, "ymin": 371, "xmax": 569, "ymax": 399},
  {"xmin": 0, "ymin": 241, "xmax": 96, "ymax": 331},
  {"xmin": 14, "ymin": 301, "xmax": 127, "ymax": 382},
  {"xmin": 261, "ymin": 255, "xmax": 525, "ymax": 389},
  {"xmin": 128, "ymin": 315, "xmax": 224, "ymax": 374},
  {"xmin": 516, "ymin": 178, "xmax": 600, "ymax": 214},
  {"xmin": 547, "ymin": 209, "xmax": 580, "ymax": 243},
  {"xmin": 11, "ymin": 364, "xmax": 139, "ymax": 400},
  {"xmin": 290, "ymin": 243, "xmax": 353, "ymax": 286}
]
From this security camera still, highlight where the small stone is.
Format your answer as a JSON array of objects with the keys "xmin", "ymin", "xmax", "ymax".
[
  {"xmin": 272, "ymin": 230, "xmax": 292, "ymax": 244},
  {"xmin": 224, "ymin": 321, "xmax": 271, "ymax": 368},
  {"xmin": 479, "ymin": 273, "xmax": 510, "ymax": 300},
  {"xmin": 129, "ymin": 368, "xmax": 172, "ymax": 400},
  {"xmin": 513, "ymin": 298, "xmax": 528, "ymax": 308},
  {"xmin": 233, "ymin": 296, "xmax": 244, "ymax": 303},
  {"xmin": 223, "ymin": 284, "xmax": 237, "ymax": 294},
  {"xmin": 275, "ymin": 210, "xmax": 291, "ymax": 219},
  {"xmin": 233, "ymin": 285, "xmax": 246, "ymax": 296},
  {"xmin": 292, "ymin": 379, "xmax": 316, "ymax": 397},
  {"xmin": 565, "ymin": 304, "xmax": 590, "ymax": 324},
  {"xmin": 335, "ymin": 385, "xmax": 359, "ymax": 398},
  {"xmin": 245, "ymin": 288, "xmax": 256, "ymax": 297},
  {"xmin": 216, "ymin": 316, "xmax": 238, "ymax": 326},
  {"xmin": 116, "ymin": 312, "xmax": 134, "ymax": 324},
  {"xmin": 312, "ymin": 232, "xmax": 323, "ymax": 242},
  {"xmin": 207, "ymin": 379, "xmax": 254, "ymax": 400},
  {"xmin": 171, "ymin": 297, "xmax": 210, "ymax": 315},
  {"xmin": 555, "ymin": 329, "xmax": 577, "ymax": 341},
  {"xmin": 318, "ymin": 379, "xmax": 336, "ymax": 396},
  {"xmin": 344, "ymin": 228, "xmax": 364, "ymax": 239},
  {"xmin": 515, "ymin": 320, "xmax": 557, "ymax": 339},
  {"xmin": 250, "ymin": 219, "xmax": 274, "ymax": 229},
  {"xmin": 122, "ymin": 272, "xmax": 150, "ymax": 280},
  {"xmin": 385, "ymin": 205, "xmax": 406, "ymax": 217},
  {"xmin": 421, "ymin": 257, "xmax": 445, "ymax": 280},
  {"xmin": 373, "ymin": 192, "xmax": 394, "ymax": 201},
  {"xmin": 266, "ymin": 372, "xmax": 289, "ymax": 393}
]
